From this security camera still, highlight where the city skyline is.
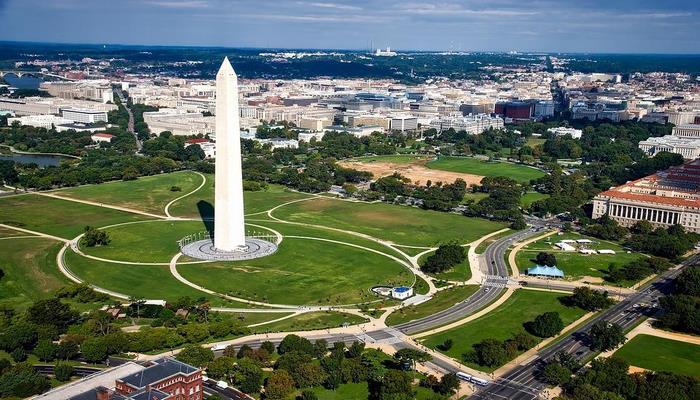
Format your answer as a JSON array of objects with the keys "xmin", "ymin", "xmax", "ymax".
[{"xmin": 0, "ymin": 0, "xmax": 699, "ymax": 54}]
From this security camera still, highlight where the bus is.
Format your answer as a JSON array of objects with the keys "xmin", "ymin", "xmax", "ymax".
[
  {"xmin": 470, "ymin": 377, "xmax": 489, "ymax": 386},
  {"xmin": 456, "ymin": 372, "xmax": 473, "ymax": 382}
]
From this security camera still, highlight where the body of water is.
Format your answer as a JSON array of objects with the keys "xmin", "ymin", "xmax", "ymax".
[
  {"xmin": 0, "ymin": 152, "xmax": 69, "ymax": 167},
  {"xmin": 3, "ymin": 75, "xmax": 43, "ymax": 90}
]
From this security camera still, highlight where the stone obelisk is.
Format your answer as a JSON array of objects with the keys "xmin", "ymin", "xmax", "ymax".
[{"xmin": 214, "ymin": 57, "xmax": 246, "ymax": 251}]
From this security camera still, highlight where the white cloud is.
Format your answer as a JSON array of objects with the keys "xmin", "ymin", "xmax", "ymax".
[
  {"xmin": 146, "ymin": 0, "xmax": 209, "ymax": 9},
  {"xmin": 296, "ymin": 2, "xmax": 362, "ymax": 11}
]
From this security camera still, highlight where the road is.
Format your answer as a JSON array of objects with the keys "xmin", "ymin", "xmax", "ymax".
[
  {"xmin": 468, "ymin": 254, "xmax": 699, "ymax": 400},
  {"xmin": 394, "ymin": 227, "xmax": 543, "ymax": 335},
  {"xmin": 114, "ymin": 89, "xmax": 141, "ymax": 151}
]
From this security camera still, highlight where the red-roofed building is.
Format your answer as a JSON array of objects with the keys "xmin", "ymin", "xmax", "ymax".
[
  {"xmin": 91, "ymin": 133, "xmax": 115, "ymax": 143},
  {"xmin": 592, "ymin": 159, "xmax": 700, "ymax": 232}
]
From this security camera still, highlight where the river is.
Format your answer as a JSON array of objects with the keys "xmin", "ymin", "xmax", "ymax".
[{"xmin": 2, "ymin": 75, "xmax": 43, "ymax": 90}]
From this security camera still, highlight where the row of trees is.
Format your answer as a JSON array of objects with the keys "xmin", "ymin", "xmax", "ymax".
[
  {"xmin": 177, "ymin": 334, "xmax": 456, "ymax": 400},
  {"xmin": 546, "ymin": 355, "xmax": 698, "ymax": 400},
  {"xmin": 656, "ymin": 266, "xmax": 700, "ymax": 334}
]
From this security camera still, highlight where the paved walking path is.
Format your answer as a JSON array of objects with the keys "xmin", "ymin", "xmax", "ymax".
[
  {"xmin": 164, "ymin": 171, "xmax": 207, "ymax": 218},
  {"xmin": 34, "ymin": 191, "xmax": 167, "ymax": 220},
  {"xmin": 508, "ymin": 230, "xmax": 558, "ymax": 277}
]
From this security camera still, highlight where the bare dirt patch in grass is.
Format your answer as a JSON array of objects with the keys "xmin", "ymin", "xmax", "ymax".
[{"xmin": 338, "ymin": 159, "xmax": 483, "ymax": 186}]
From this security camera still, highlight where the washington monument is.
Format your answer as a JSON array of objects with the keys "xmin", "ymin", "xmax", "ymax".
[{"xmin": 214, "ymin": 57, "xmax": 246, "ymax": 251}]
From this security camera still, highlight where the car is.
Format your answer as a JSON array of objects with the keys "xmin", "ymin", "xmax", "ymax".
[{"xmin": 216, "ymin": 380, "xmax": 229, "ymax": 389}]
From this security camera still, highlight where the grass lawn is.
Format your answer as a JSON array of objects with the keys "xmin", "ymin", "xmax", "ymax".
[
  {"xmin": 0, "ymin": 194, "xmax": 149, "ymax": 239},
  {"xmin": 272, "ymin": 197, "xmax": 507, "ymax": 247},
  {"xmin": 55, "ymin": 171, "xmax": 203, "ymax": 215},
  {"xmin": 178, "ymin": 236, "xmax": 412, "ymax": 305},
  {"xmin": 64, "ymin": 250, "xmax": 251, "ymax": 308},
  {"xmin": 526, "ymin": 137, "xmax": 546, "ymax": 147},
  {"xmin": 0, "ymin": 225, "xmax": 30, "ymax": 238},
  {"xmin": 304, "ymin": 381, "xmax": 445, "ymax": 400},
  {"xmin": 386, "ymin": 285, "xmax": 479, "ymax": 326},
  {"xmin": 464, "ymin": 192, "xmax": 489, "ymax": 203},
  {"xmin": 225, "ymin": 312, "xmax": 295, "ymax": 327},
  {"xmin": 475, "ymin": 229, "xmax": 512, "ymax": 254},
  {"xmin": 515, "ymin": 232, "xmax": 644, "ymax": 282},
  {"xmin": 421, "ymin": 289, "xmax": 587, "ymax": 372},
  {"xmin": 252, "ymin": 311, "xmax": 367, "ymax": 333},
  {"xmin": 426, "ymin": 156, "xmax": 545, "ymax": 183},
  {"xmin": 82, "ymin": 220, "xmax": 208, "ymax": 263},
  {"xmin": 0, "ymin": 237, "xmax": 70, "ymax": 311},
  {"xmin": 613, "ymin": 334, "xmax": 700, "ymax": 377},
  {"xmin": 419, "ymin": 251, "xmax": 472, "ymax": 282},
  {"xmin": 167, "ymin": 175, "xmax": 312, "ymax": 218},
  {"xmin": 521, "ymin": 192, "xmax": 549, "ymax": 207}
]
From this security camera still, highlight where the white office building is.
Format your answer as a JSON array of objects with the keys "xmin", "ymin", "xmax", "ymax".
[
  {"xmin": 62, "ymin": 108, "xmax": 109, "ymax": 124},
  {"xmin": 547, "ymin": 127, "xmax": 583, "ymax": 139},
  {"xmin": 429, "ymin": 114, "xmax": 504, "ymax": 134},
  {"xmin": 672, "ymin": 124, "xmax": 700, "ymax": 139},
  {"xmin": 390, "ymin": 115, "xmax": 419, "ymax": 131},
  {"xmin": 638, "ymin": 135, "xmax": 700, "ymax": 159}
]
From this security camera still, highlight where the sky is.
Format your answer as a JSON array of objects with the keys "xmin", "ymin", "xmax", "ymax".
[{"xmin": 0, "ymin": 0, "xmax": 698, "ymax": 53}]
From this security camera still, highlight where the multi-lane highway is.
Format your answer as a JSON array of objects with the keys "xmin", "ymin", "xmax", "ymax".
[
  {"xmin": 395, "ymin": 228, "xmax": 542, "ymax": 335},
  {"xmin": 469, "ymin": 254, "xmax": 699, "ymax": 400}
]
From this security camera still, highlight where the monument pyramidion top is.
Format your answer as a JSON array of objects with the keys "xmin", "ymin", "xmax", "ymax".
[{"xmin": 217, "ymin": 56, "xmax": 237, "ymax": 79}]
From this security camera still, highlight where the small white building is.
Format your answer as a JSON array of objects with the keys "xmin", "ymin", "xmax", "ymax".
[
  {"xmin": 298, "ymin": 131, "xmax": 325, "ymax": 142},
  {"xmin": 555, "ymin": 242, "xmax": 576, "ymax": 252},
  {"xmin": 391, "ymin": 286, "xmax": 413, "ymax": 300},
  {"xmin": 598, "ymin": 249, "xmax": 616, "ymax": 254},
  {"xmin": 547, "ymin": 127, "xmax": 583, "ymax": 139}
]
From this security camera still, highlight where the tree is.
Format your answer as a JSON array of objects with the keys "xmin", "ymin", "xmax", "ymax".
[
  {"xmin": 81, "ymin": 226, "xmax": 111, "ymax": 247},
  {"xmin": 0, "ymin": 363, "xmax": 50, "ymax": 398},
  {"xmin": 54, "ymin": 363, "xmax": 74, "ymax": 382},
  {"xmin": 370, "ymin": 370, "xmax": 414, "ymax": 400},
  {"xmin": 589, "ymin": 321, "xmax": 626, "ymax": 351},
  {"xmin": 676, "ymin": 266, "xmax": 700, "ymax": 297},
  {"xmin": 565, "ymin": 287, "xmax": 614, "ymax": 311},
  {"xmin": 543, "ymin": 362, "xmax": 572, "ymax": 385},
  {"xmin": 421, "ymin": 243, "xmax": 467, "ymax": 274},
  {"xmin": 535, "ymin": 252, "xmax": 557, "ymax": 267},
  {"xmin": 33, "ymin": 339, "xmax": 58, "ymax": 361},
  {"xmin": 80, "ymin": 337, "xmax": 108, "ymax": 363},
  {"xmin": 437, "ymin": 338, "xmax": 453, "ymax": 351},
  {"xmin": 27, "ymin": 298, "xmax": 78, "ymax": 332},
  {"xmin": 465, "ymin": 339, "xmax": 511, "ymax": 368},
  {"xmin": 526, "ymin": 312, "xmax": 564, "ymax": 338},
  {"xmin": 206, "ymin": 356, "xmax": 236, "ymax": 381},
  {"xmin": 264, "ymin": 370, "xmax": 295, "ymax": 400},
  {"xmin": 394, "ymin": 348, "xmax": 431, "ymax": 372},
  {"xmin": 347, "ymin": 341, "xmax": 365, "ymax": 358},
  {"xmin": 277, "ymin": 334, "xmax": 314, "ymax": 356},
  {"xmin": 261, "ymin": 340, "xmax": 276, "ymax": 355},
  {"xmin": 234, "ymin": 358, "xmax": 264, "ymax": 394},
  {"xmin": 175, "ymin": 345, "xmax": 214, "ymax": 367},
  {"xmin": 435, "ymin": 373, "xmax": 460, "ymax": 395}
]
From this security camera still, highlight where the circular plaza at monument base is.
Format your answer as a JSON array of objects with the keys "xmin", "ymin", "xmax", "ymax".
[{"xmin": 179, "ymin": 232, "xmax": 278, "ymax": 261}]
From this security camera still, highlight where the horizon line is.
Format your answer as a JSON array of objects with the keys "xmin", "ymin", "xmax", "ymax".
[{"xmin": 1, "ymin": 40, "xmax": 700, "ymax": 57}]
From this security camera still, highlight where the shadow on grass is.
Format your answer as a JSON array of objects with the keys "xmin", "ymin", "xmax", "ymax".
[{"xmin": 197, "ymin": 200, "xmax": 214, "ymax": 236}]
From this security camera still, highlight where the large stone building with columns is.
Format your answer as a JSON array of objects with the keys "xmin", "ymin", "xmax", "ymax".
[{"xmin": 592, "ymin": 159, "xmax": 700, "ymax": 233}]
